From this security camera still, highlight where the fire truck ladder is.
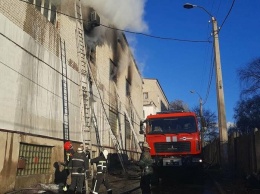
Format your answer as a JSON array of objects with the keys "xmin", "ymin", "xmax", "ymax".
[
  {"xmin": 60, "ymin": 39, "xmax": 70, "ymax": 142},
  {"xmin": 75, "ymin": 1, "xmax": 92, "ymax": 193}
]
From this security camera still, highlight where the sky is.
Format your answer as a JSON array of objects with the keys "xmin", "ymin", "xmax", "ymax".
[
  {"xmin": 80, "ymin": 0, "xmax": 260, "ymax": 124},
  {"xmin": 123, "ymin": 0, "xmax": 260, "ymax": 124}
]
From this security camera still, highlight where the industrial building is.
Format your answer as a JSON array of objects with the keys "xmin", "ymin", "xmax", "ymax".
[{"xmin": 0, "ymin": 0, "xmax": 168, "ymax": 192}]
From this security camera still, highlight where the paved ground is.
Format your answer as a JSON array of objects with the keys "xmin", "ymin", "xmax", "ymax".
[
  {"xmin": 206, "ymin": 168, "xmax": 260, "ymax": 194},
  {"xmin": 5, "ymin": 164, "xmax": 260, "ymax": 194}
]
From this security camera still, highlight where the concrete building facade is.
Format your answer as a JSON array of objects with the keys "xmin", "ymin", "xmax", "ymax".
[
  {"xmin": 142, "ymin": 78, "xmax": 169, "ymax": 119},
  {"xmin": 0, "ymin": 0, "xmax": 143, "ymax": 192}
]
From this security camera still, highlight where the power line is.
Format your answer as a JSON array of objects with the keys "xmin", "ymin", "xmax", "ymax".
[
  {"xmin": 0, "ymin": 32, "xmax": 81, "ymax": 107},
  {"xmin": 18, "ymin": 0, "xmax": 215, "ymax": 106},
  {"xmin": 0, "ymin": 32, "xmax": 79, "ymax": 86},
  {"xmin": 202, "ymin": 0, "xmax": 235, "ymax": 104},
  {"xmin": 0, "ymin": 59, "xmax": 80, "ymax": 108},
  {"xmin": 19, "ymin": 0, "xmax": 211, "ymax": 43},
  {"xmin": 201, "ymin": 0, "xmax": 235, "ymax": 104},
  {"xmin": 100, "ymin": 24, "xmax": 211, "ymax": 43},
  {"xmin": 218, "ymin": 0, "xmax": 236, "ymax": 32},
  {"xmin": 203, "ymin": 45, "xmax": 215, "ymax": 105}
]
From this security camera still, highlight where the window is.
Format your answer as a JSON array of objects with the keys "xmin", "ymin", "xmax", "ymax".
[
  {"xmin": 110, "ymin": 60, "xmax": 117, "ymax": 81},
  {"xmin": 35, "ymin": 0, "xmax": 41, "ymax": 11},
  {"xmin": 50, "ymin": 4, "xmax": 57, "ymax": 24},
  {"xmin": 143, "ymin": 92, "xmax": 148, "ymax": 99},
  {"xmin": 43, "ymin": 0, "xmax": 49, "ymax": 18},
  {"xmin": 17, "ymin": 143, "xmax": 52, "ymax": 176},
  {"xmin": 109, "ymin": 110, "xmax": 118, "ymax": 135},
  {"xmin": 126, "ymin": 79, "xmax": 131, "ymax": 96},
  {"xmin": 29, "ymin": 0, "xmax": 57, "ymax": 24},
  {"xmin": 147, "ymin": 116, "xmax": 197, "ymax": 134}
]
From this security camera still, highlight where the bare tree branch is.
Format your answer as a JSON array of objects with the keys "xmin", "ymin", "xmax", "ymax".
[{"xmin": 238, "ymin": 57, "xmax": 260, "ymax": 96}]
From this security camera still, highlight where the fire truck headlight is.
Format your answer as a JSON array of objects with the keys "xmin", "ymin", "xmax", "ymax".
[{"xmin": 192, "ymin": 158, "xmax": 203, "ymax": 163}]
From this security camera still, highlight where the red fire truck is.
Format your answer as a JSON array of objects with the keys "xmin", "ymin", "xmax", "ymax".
[{"xmin": 140, "ymin": 111, "xmax": 203, "ymax": 182}]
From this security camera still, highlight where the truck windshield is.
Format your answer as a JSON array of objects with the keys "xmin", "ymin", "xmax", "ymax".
[{"xmin": 147, "ymin": 116, "xmax": 197, "ymax": 134}]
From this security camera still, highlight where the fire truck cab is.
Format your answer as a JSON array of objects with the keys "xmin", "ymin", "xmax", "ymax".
[{"xmin": 140, "ymin": 111, "xmax": 203, "ymax": 182}]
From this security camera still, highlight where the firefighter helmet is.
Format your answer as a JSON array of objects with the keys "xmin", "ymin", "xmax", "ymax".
[
  {"xmin": 77, "ymin": 147, "xmax": 83, "ymax": 153},
  {"xmin": 64, "ymin": 141, "xmax": 72, "ymax": 151},
  {"xmin": 143, "ymin": 142, "xmax": 151, "ymax": 149},
  {"xmin": 103, "ymin": 149, "xmax": 108, "ymax": 159}
]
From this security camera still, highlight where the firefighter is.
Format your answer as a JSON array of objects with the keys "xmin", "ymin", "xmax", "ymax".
[
  {"xmin": 139, "ymin": 142, "xmax": 153, "ymax": 194},
  {"xmin": 63, "ymin": 141, "xmax": 75, "ymax": 190},
  {"xmin": 91, "ymin": 150, "xmax": 112, "ymax": 194},
  {"xmin": 53, "ymin": 162, "xmax": 67, "ymax": 192},
  {"xmin": 80, "ymin": 144, "xmax": 91, "ymax": 178},
  {"xmin": 68, "ymin": 147, "xmax": 88, "ymax": 194},
  {"xmin": 64, "ymin": 141, "xmax": 75, "ymax": 165}
]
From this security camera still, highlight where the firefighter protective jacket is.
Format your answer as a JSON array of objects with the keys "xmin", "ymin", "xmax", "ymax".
[
  {"xmin": 139, "ymin": 151, "xmax": 153, "ymax": 175},
  {"xmin": 68, "ymin": 152, "xmax": 87, "ymax": 176},
  {"xmin": 91, "ymin": 154, "xmax": 108, "ymax": 174}
]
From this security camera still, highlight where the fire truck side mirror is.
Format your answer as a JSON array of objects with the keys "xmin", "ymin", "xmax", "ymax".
[{"xmin": 139, "ymin": 121, "xmax": 145, "ymax": 134}]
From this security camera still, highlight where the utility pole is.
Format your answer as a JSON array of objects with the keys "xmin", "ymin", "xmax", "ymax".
[
  {"xmin": 212, "ymin": 17, "xmax": 229, "ymax": 167},
  {"xmin": 184, "ymin": 3, "xmax": 229, "ymax": 168}
]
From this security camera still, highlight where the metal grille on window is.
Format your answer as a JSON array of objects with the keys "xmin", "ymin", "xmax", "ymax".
[
  {"xmin": 109, "ymin": 109, "xmax": 118, "ymax": 136},
  {"xmin": 17, "ymin": 143, "xmax": 52, "ymax": 176}
]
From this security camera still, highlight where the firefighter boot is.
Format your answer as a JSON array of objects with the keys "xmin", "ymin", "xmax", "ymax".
[{"xmin": 107, "ymin": 189, "xmax": 112, "ymax": 194}]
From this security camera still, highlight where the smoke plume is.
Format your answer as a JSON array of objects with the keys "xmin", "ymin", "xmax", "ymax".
[{"xmin": 82, "ymin": 0, "xmax": 148, "ymax": 32}]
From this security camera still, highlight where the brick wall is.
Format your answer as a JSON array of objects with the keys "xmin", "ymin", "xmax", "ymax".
[{"xmin": 0, "ymin": 0, "xmax": 60, "ymax": 56}]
